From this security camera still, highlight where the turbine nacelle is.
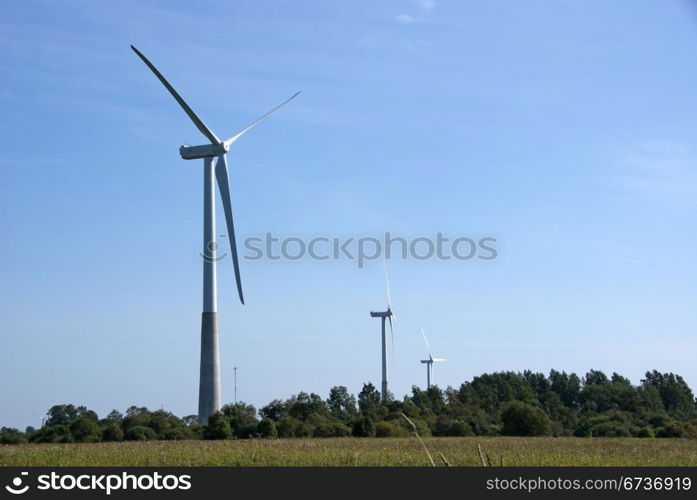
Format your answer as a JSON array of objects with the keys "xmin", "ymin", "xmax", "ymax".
[{"xmin": 180, "ymin": 142, "xmax": 229, "ymax": 160}]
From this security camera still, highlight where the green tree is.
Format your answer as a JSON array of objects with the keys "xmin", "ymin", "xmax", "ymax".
[
  {"xmin": 101, "ymin": 422, "xmax": 124, "ymax": 442},
  {"xmin": 287, "ymin": 392, "xmax": 329, "ymax": 420},
  {"xmin": 276, "ymin": 416, "xmax": 300, "ymax": 438},
  {"xmin": 642, "ymin": 371, "xmax": 696, "ymax": 417},
  {"xmin": 549, "ymin": 370, "xmax": 581, "ymax": 408},
  {"xmin": 148, "ymin": 410, "xmax": 191, "ymax": 440},
  {"xmin": 182, "ymin": 415, "xmax": 199, "ymax": 427},
  {"xmin": 124, "ymin": 425, "xmax": 157, "ymax": 441},
  {"xmin": 204, "ymin": 412, "xmax": 232, "ymax": 440},
  {"xmin": 45, "ymin": 404, "xmax": 80, "ymax": 426},
  {"xmin": 459, "ymin": 372, "xmax": 534, "ymax": 413},
  {"xmin": 580, "ymin": 371, "xmax": 636, "ymax": 413},
  {"xmin": 104, "ymin": 410, "xmax": 123, "ymax": 424},
  {"xmin": 221, "ymin": 402, "xmax": 258, "ymax": 438},
  {"xmin": 257, "ymin": 418, "xmax": 278, "ymax": 438},
  {"xmin": 259, "ymin": 400, "xmax": 288, "ymax": 421},
  {"xmin": 122, "ymin": 407, "xmax": 152, "ymax": 433},
  {"xmin": 501, "ymin": 401, "xmax": 552, "ymax": 436},
  {"xmin": 327, "ymin": 386, "xmax": 358, "ymax": 423},
  {"xmin": 69, "ymin": 418, "xmax": 100, "ymax": 442},
  {"xmin": 358, "ymin": 383, "xmax": 383, "ymax": 421},
  {"xmin": 523, "ymin": 370, "xmax": 552, "ymax": 405}
]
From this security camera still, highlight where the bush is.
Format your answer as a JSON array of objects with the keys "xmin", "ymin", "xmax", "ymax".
[
  {"xmin": 431, "ymin": 416, "xmax": 454, "ymax": 437},
  {"xmin": 636, "ymin": 427, "xmax": 654, "ymax": 438},
  {"xmin": 430, "ymin": 416, "xmax": 473, "ymax": 437},
  {"xmin": 352, "ymin": 417, "xmax": 376, "ymax": 438},
  {"xmin": 0, "ymin": 427, "xmax": 27, "ymax": 445},
  {"xmin": 375, "ymin": 421, "xmax": 410, "ymax": 438},
  {"xmin": 448, "ymin": 419, "xmax": 474, "ymax": 437},
  {"xmin": 162, "ymin": 427, "xmax": 198, "ymax": 441},
  {"xmin": 591, "ymin": 421, "xmax": 632, "ymax": 437},
  {"xmin": 501, "ymin": 401, "xmax": 552, "ymax": 436},
  {"xmin": 389, "ymin": 415, "xmax": 430, "ymax": 437},
  {"xmin": 683, "ymin": 423, "xmax": 697, "ymax": 439},
  {"xmin": 257, "ymin": 418, "xmax": 278, "ymax": 438},
  {"xmin": 295, "ymin": 422, "xmax": 313, "ymax": 438},
  {"xmin": 655, "ymin": 422, "xmax": 685, "ymax": 438},
  {"xmin": 574, "ymin": 411, "xmax": 631, "ymax": 438},
  {"xmin": 33, "ymin": 425, "xmax": 74, "ymax": 443},
  {"xmin": 648, "ymin": 413, "xmax": 670, "ymax": 428},
  {"xmin": 189, "ymin": 424, "xmax": 206, "ymax": 440},
  {"xmin": 100, "ymin": 423, "xmax": 124, "ymax": 442},
  {"xmin": 276, "ymin": 416, "xmax": 299, "ymax": 438},
  {"xmin": 124, "ymin": 426, "xmax": 157, "ymax": 441},
  {"xmin": 312, "ymin": 422, "xmax": 350, "ymax": 438},
  {"xmin": 333, "ymin": 423, "xmax": 352, "ymax": 437}
]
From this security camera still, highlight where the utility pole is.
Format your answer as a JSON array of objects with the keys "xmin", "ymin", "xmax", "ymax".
[{"xmin": 234, "ymin": 366, "xmax": 238, "ymax": 404}]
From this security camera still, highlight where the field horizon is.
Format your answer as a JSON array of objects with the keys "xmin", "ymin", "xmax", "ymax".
[{"xmin": 2, "ymin": 437, "xmax": 697, "ymax": 467}]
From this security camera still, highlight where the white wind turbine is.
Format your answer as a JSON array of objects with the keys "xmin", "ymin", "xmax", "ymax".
[
  {"xmin": 420, "ymin": 328, "xmax": 446, "ymax": 389},
  {"xmin": 370, "ymin": 261, "xmax": 397, "ymax": 403},
  {"xmin": 131, "ymin": 45, "xmax": 299, "ymax": 424}
]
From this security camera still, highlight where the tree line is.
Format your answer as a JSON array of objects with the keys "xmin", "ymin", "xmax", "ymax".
[{"xmin": 2, "ymin": 369, "xmax": 696, "ymax": 444}]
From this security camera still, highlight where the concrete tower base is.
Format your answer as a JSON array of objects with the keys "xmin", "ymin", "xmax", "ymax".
[{"xmin": 198, "ymin": 311, "xmax": 220, "ymax": 424}]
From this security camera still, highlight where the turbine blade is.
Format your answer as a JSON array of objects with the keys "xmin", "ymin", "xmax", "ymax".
[
  {"xmin": 383, "ymin": 259, "xmax": 391, "ymax": 307},
  {"xmin": 224, "ymin": 92, "xmax": 300, "ymax": 147},
  {"xmin": 131, "ymin": 45, "xmax": 221, "ymax": 145},
  {"xmin": 433, "ymin": 358, "xmax": 447, "ymax": 362},
  {"xmin": 421, "ymin": 328, "xmax": 433, "ymax": 359},
  {"xmin": 388, "ymin": 315, "xmax": 395, "ymax": 366},
  {"xmin": 214, "ymin": 154, "xmax": 244, "ymax": 304}
]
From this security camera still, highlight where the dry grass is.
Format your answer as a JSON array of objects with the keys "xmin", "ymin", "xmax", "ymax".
[{"xmin": 2, "ymin": 437, "xmax": 697, "ymax": 467}]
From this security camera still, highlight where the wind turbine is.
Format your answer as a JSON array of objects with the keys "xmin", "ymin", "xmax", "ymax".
[
  {"xmin": 420, "ymin": 328, "xmax": 446, "ymax": 389},
  {"xmin": 370, "ymin": 262, "xmax": 396, "ymax": 403},
  {"xmin": 131, "ymin": 45, "xmax": 299, "ymax": 424}
]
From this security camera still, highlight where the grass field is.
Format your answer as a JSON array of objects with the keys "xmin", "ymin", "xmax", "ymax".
[{"xmin": 2, "ymin": 437, "xmax": 697, "ymax": 466}]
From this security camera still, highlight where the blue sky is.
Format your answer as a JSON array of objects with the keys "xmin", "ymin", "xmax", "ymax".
[{"xmin": 1, "ymin": 0, "xmax": 696, "ymax": 428}]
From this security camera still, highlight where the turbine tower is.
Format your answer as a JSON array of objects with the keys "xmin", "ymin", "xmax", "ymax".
[
  {"xmin": 370, "ymin": 262, "xmax": 396, "ymax": 403},
  {"xmin": 131, "ymin": 46, "xmax": 298, "ymax": 424},
  {"xmin": 420, "ymin": 328, "xmax": 446, "ymax": 389}
]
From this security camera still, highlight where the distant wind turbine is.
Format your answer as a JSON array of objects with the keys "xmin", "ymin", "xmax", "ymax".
[
  {"xmin": 131, "ymin": 45, "xmax": 299, "ymax": 424},
  {"xmin": 420, "ymin": 328, "xmax": 446, "ymax": 389},
  {"xmin": 370, "ymin": 261, "xmax": 397, "ymax": 403}
]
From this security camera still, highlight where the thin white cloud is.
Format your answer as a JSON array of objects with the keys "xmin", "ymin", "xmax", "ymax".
[
  {"xmin": 616, "ymin": 141, "xmax": 697, "ymax": 200},
  {"xmin": 416, "ymin": 0, "xmax": 436, "ymax": 12},
  {"xmin": 394, "ymin": 0, "xmax": 436, "ymax": 24},
  {"xmin": 394, "ymin": 13, "xmax": 417, "ymax": 24}
]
